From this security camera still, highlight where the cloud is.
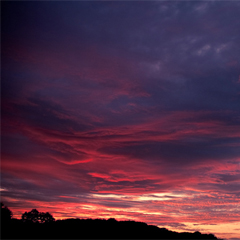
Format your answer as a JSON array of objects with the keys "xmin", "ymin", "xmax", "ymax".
[{"xmin": 1, "ymin": 1, "xmax": 240, "ymax": 240}]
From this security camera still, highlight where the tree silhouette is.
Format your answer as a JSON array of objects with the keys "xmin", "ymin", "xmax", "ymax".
[
  {"xmin": 22, "ymin": 209, "xmax": 40, "ymax": 223},
  {"xmin": 1, "ymin": 202, "xmax": 13, "ymax": 221},
  {"xmin": 39, "ymin": 212, "xmax": 55, "ymax": 223},
  {"xmin": 21, "ymin": 209, "xmax": 55, "ymax": 223}
]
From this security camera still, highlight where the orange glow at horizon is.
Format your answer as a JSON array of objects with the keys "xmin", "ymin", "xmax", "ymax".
[{"xmin": 3, "ymin": 187, "xmax": 240, "ymax": 240}]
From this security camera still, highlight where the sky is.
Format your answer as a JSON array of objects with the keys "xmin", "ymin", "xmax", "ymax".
[{"xmin": 1, "ymin": 1, "xmax": 240, "ymax": 239}]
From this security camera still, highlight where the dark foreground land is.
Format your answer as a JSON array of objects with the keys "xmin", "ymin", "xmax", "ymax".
[{"xmin": 2, "ymin": 218, "xmax": 222, "ymax": 239}]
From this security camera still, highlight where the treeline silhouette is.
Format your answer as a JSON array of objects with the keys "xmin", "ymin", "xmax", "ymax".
[{"xmin": 1, "ymin": 203, "xmax": 222, "ymax": 239}]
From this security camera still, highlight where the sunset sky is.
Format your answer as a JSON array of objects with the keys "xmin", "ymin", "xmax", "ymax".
[{"xmin": 1, "ymin": 1, "xmax": 240, "ymax": 239}]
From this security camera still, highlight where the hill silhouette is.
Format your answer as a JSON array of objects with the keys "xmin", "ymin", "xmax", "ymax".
[
  {"xmin": 1, "ymin": 218, "xmax": 223, "ymax": 239},
  {"xmin": 1, "ymin": 204, "xmax": 223, "ymax": 239}
]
